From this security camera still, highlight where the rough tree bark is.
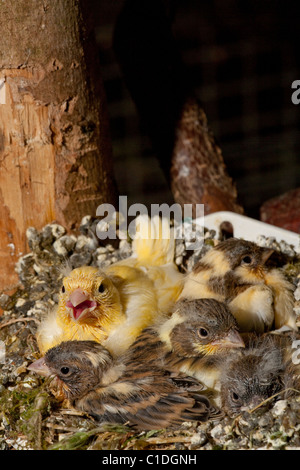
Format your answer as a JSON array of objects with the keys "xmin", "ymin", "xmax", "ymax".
[
  {"xmin": 0, "ymin": 0, "xmax": 117, "ymax": 291},
  {"xmin": 170, "ymin": 97, "xmax": 243, "ymax": 216}
]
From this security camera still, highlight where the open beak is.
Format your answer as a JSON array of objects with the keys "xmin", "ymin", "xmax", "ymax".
[
  {"xmin": 27, "ymin": 357, "xmax": 51, "ymax": 377},
  {"xmin": 211, "ymin": 329, "xmax": 245, "ymax": 349},
  {"xmin": 66, "ymin": 288, "xmax": 98, "ymax": 321}
]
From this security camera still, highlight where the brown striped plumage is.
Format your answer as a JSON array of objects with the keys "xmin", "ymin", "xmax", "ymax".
[
  {"xmin": 181, "ymin": 238, "xmax": 297, "ymax": 333},
  {"xmin": 28, "ymin": 340, "xmax": 219, "ymax": 431},
  {"xmin": 127, "ymin": 298, "xmax": 245, "ymax": 391}
]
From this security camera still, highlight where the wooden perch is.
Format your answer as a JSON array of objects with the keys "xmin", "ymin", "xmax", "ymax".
[
  {"xmin": 171, "ymin": 97, "xmax": 244, "ymax": 216},
  {"xmin": 0, "ymin": 0, "xmax": 117, "ymax": 291}
]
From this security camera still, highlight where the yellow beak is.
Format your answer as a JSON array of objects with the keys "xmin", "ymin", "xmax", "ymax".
[{"xmin": 211, "ymin": 329, "xmax": 245, "ymax": 349}]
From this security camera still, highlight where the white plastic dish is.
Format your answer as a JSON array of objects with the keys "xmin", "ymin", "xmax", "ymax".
[{"xmin": 203, "ymin": 211, "xmax": 300, "ymax": 255}]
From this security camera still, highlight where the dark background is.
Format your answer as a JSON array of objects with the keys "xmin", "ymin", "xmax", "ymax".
[{"xmin": 93, "ymin": 0, "xmax": 300, "ymax": 218}]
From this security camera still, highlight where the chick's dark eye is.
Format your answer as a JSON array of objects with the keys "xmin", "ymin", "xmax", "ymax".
[
  {"xmin": 60, "ymin": 366, "xmax": 70, "ymax": 375},
  {"xmin": 61, "ymin": 286, "xmax": 65, "ymax": 293},
  {"xmin": 98, "ymin": 283, "xmax": 105, "ymax": 293},
  {"xmin": 231, "ymin": 391, "xmax": 239, "ymax": 401},
  {"xmin": 198, "ymin": 327, "xmax": 208, "ymax": 338},
  {"xmin": 242, "ymin": 255, "xmax": 252, "ymax": 265}
]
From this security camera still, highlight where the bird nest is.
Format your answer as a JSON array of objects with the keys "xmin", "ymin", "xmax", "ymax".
[{"xmin": 0, "ymin": 216, "xmax": 300, "ymax": 450}]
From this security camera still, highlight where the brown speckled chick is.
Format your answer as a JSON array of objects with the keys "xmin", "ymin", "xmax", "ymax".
[
  {"xmin": 220, "ymin": 332, "xmax": 300, "ymax": 417},
  {"xmin": 28, "ymin": 340, "xmax": 219, "ymax": 431},
  {"xmin": 181, "ymin": 238, "xmax": 297, "ymax": 333},
  {"xmin": 129, "ymin": 298, "xmax": 245, "ymax": 391}
]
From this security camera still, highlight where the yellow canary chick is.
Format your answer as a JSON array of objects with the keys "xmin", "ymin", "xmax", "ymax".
[
  {"xmin": 36, "ymin": 215, "xmax": 184, "ymax": 356},
  {"xmin": 115, "ymin": 214, "xmax": 184, "ymax": 311},
  {"xmin": 181, "ymin": 238, "xmax": 297, "ymax": 333}
]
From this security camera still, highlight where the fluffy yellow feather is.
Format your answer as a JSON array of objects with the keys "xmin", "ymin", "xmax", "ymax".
[{"xmin": 36, "ymin": 215, "xmax": 184, "ymax": 356}]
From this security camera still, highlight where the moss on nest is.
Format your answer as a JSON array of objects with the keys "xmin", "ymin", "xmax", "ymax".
[{"xmin": 1, "ymin": 217, "xmax": 300, "ymax": 450}]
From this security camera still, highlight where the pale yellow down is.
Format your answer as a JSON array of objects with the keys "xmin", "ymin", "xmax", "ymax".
[{"xmin": 36, "ymin": 215, "xmax": 184, "ymax": 357}]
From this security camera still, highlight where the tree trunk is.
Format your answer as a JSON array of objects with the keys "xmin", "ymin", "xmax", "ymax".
[{"xmin": 0, "ymin": 0, "xmax": 117, "ymax": 291}]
